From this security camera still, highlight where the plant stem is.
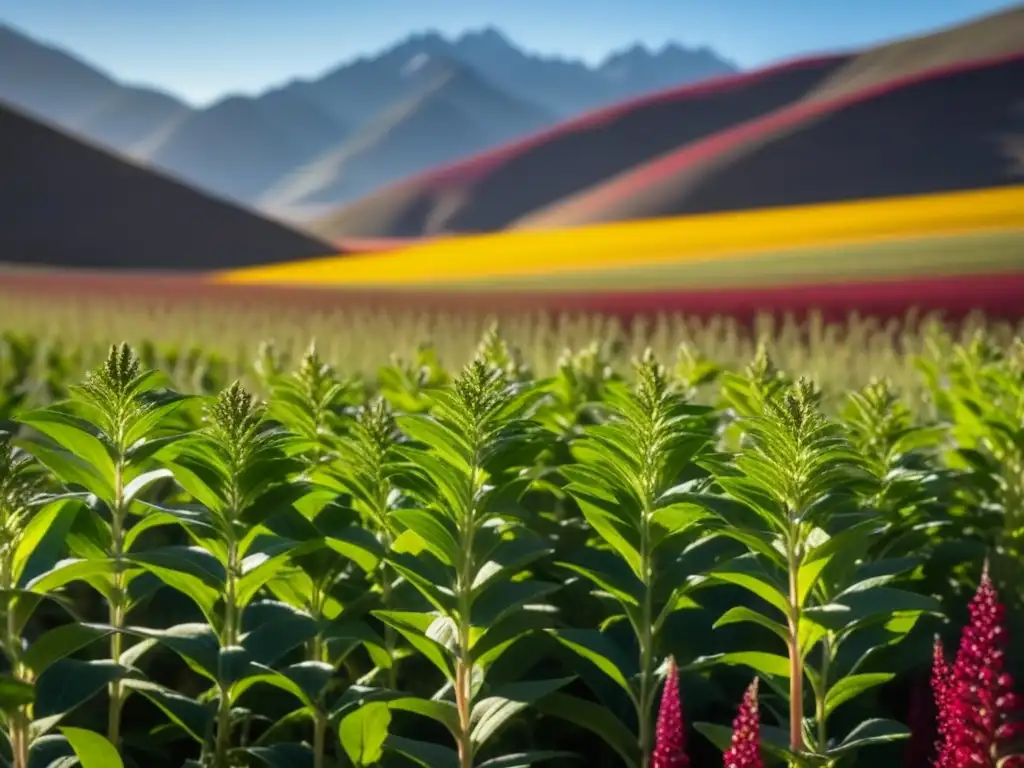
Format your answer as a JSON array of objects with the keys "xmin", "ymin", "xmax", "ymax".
[
  {"xmin": 454, "ymin": 455, "xmax": 480, "ymax": 768},
  {"xmin": 311, "ymin": 633, "xmax": 328, "ymax": 768},
  {"xmin": 215, "ymin": 538, "xmax": 240, "ymax": 768},
  {"xmin": 377, "ymin": 525, "xmax": 399, "ymax": 690},
  {"xmin": 107, "ymin": 458, "xmax": 126, "ymax": 749},
  {"xmin": 637, "ymin": 501, "xmax": 655, "ymax": 768},
  {"xmin": 3, "ymin": 558, "xmax": 29, "ymax": 768},
  {"xmin": 455, "ymin": 539, "xmax": 475, "ymax": 768},
  {"xmin": 380, "ymin": 571, "xmax": 398, "ymax": 690},
  {"xmin": 313, "ymin": 712, "xmax": 327, "ymax": 768},
  {"xmin": 786, "ymin": 533, "xmax": 804, "ymax": 754}
]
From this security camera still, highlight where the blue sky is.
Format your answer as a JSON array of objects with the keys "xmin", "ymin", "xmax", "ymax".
[{"xmin": 0, "ymin": 0, "xmax": 1017, "ymax": 105}]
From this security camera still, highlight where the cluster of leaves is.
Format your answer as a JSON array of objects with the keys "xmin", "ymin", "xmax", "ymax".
[{"xmin": 0, "ymin": 325, "xmax": 1020, "ymax": 768}]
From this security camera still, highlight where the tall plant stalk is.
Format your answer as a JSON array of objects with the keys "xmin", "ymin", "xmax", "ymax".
[
  {"xmin": 699, "ymin": 374, "xmax": 941, "ymax": 765},
  {"xmin": 0, "ymin": 437, "xmax": 36, "ymax": 768},
  {"xmin": 555, "ymin": 350, "xmax": 718, "ymax": 768},
  {"xmin": 375, "ymin": 354, "xmax": 569, "ymax": 768},
  {"xmin": 18, "ymin": 344, "xmax": 189, "ymax": 750}
]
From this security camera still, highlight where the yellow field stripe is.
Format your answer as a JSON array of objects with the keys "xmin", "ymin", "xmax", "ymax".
[{"xmin": 216, "ymin": 186, "xmax": 1024, "ymax": 286}]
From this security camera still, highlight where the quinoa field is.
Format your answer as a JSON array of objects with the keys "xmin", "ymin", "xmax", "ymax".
[{"xmin": 0, "ymin": 302, "xmax": 1022, "ymax": 768}]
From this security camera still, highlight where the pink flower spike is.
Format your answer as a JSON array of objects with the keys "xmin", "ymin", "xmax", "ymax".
[
  {"xmin": 723, "ymin": 678, "xmax": 762, "ymax": 768},
  {"xmin": 930, "ymin": 636, "xmax": 954, "ymax": 767},
  {"xmin": 652, "ymin": 656, "xmax": 689, "ymax": 768},
  {"xmin": 934, "ymin": 562, "xmax": 1024, "ymax": 766}
]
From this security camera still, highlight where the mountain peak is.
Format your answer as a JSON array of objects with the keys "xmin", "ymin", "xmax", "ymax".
[{"xmin": 456, "ymin": 26, "xmax": 517, "ymax": 49}]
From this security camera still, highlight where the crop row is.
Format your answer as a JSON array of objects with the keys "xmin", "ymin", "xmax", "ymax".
[
  {"xmin": 3, "ymin": 288, "xmax": 1023, "ymax": 409},
  {"xmin": 0, "ymin": 324, "xmax": 1021, "ymax": 768}
]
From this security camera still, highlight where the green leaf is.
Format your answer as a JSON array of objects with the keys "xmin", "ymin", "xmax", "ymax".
[
  {"xmin": 22, "ymin": 624, "xmax": 111, "ymax": 676},
  {"xmin": 123, "ymin": 680, "xmax": 212, "ymax": 744},
  {"xmin": 570, "ymin": 495, "xmax": 641, "ymax": 576},
  {"xmin": 690, "ymin": 651, "xmax": 790, "ymax": 678},
  {"xmin": 471, "ymin": 678, "xmax": 573, "ymax": 747},
  {"xmin": 386, "ymin": 697, "xmax": 460, "ymax": 733},
  {"xmin": 471, "ymin": 580, "xmax": 560, "ymax": 629},
  {"xmin": 241, "ymin": 605, "xmax": 318, "ymax": 667},
  {"xmin": 824, "ymin": 673, "xmax": 895, "ymax": 718},
  {"xmin": 116, "ymin": 623, "xmax": 220, "ymax": 682},
  {"xmin": 33, "ymin": 659, "xmax": 127, "ymax": 726},
  {"xmin": 827, "ymin": 718, "xmax": 909, "ymax": 756},
  {"xmin": 476, "ymin": 752, "xmax": 576, "ymax": 767},
  {"xmin": 374, "ymin": 611, "xmax": 454, "ymax": 680},
  {"xmin": 471, "ymin": 534, "xmax": 554, "ymax": 595},
  {"xmin": 649, "ymin": 502, "xmax": 710, "ymax": 545},
  {"xmin": 16, "ymin": 441, "xmax": 113, "ymax": 502},
  {"xmin": 385, "ymin": 735, "xmax": 459, "ymax": 768},
  {"xmin": 320, "ymin": 524, "xmax": 384, "ymax": 573},
  {"xmin": 534, "ymin": 693, "xmax": 640, "ymax": 768},
  {"xmin": 60, "ymin": 727, "xmax": 124, "ymax": 768},
  {"xmin": 237, "ymin": 550, "xmax": 299, "ymax": 608},
  {"xmin": 391, "ymin": 508, "xmax": 461, "ymax": 566},
  {"xmin": 548, "ymin": 629, "xmax": 637, "ymax": 701},
  {"xmin": 13, "ymin": 499, "xmax": 82, "ymax": 588},
  {"xmin": 472, "ymin": 605, "xmax": 560, "ymax": 665},
  {"xmin": 0, "ymin": 674, "xmax": 35, "ymax": 708},
  {"xmin": 713, "ymin": 606, "xmax": 788, "ymax": 644},
  {"xmin": 243, "ymin": 744, "xmax": 314, "ymax": 768},
  {"xmin": 711, "ymin": 557, "xmax": 790, "ymax": 616},
  {"xmin": 556, "ymin": 547, "xmax": 643, "ymax": 607},
  {"xmin": 17, "ymin": 409, "xmax": 116, "ymax": 483},
  {"xmin": 339, "ymin": 701, "xmax": 391, "ymax": 767},
  {"xmin": 122, "ymin": 468, "xmax": 174, "ymax": 504},
  {"xmin": 129, "ymin": 548, "xmax": 223, "ymax": 624},
  {"xmin": 808, "ymin": 587, "xmax": 941, "ymax": 632},
  {"xmin": 27, "ymin": 558, "xmax": 116, "ymax": 595},
  {"xmin": 396, "ymin": 414, "xmax": 472, "ymax": 472}
]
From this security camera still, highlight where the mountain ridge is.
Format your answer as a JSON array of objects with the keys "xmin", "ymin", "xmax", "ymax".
[
  {"xmin": 306, "ymin": 3, "xmax": 1024, "ymax": 241},
  {"xmin": 0, "ymin": 21, "xmax": 738, "ymax": 210}
]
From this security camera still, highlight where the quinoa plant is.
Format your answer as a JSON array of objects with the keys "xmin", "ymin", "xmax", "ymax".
[
  {"xmin": 0, "ymin": 326, "xmax": 1018, "ymax": 768},
  {"xmin": 375, "ymin": 355, "xmax": 569, "ymax": 768},
  {"xmin": 16, "ymin": 344, "xmax": 190, "ymax": 750},
  {"xmin": 694, "ymin": 378, "xmax": 941, "ymax": 765},
  {"xmin": 550, "ymin": 351, "xmax": 718, "ymax": 768}
]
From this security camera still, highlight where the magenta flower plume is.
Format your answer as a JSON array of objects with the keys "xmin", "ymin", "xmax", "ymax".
[
  {"xmin": 930, "ymin": 636, "xmax": 954, "ymax": 767},
  {"xmin": 723, "ymin": 678, "xmax": 762, "ymax": 768},
  {"xmin": 933, "ymin": 563, "xmax": 1024, "ymax": 767},
  {"xmin": 652, "ymin": 656, "xmax": 689, "ymax": 768}
]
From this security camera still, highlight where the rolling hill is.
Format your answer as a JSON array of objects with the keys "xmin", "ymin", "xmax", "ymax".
[
  {"xmin": 0, "ymin": 101, "xmax": 335, "ymax": 271},
  {"xmin": 310, "ymin": 4, "xmax": 1024, "ymax": 241},
  {"xmin": 515, "ymin": 53, "xmax": 1024, "ymax": 228},
  {"xmin": 305, "ymin": 55, "xmax": 851, "ymax": 240}
]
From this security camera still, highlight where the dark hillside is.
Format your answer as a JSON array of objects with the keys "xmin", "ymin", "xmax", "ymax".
[
  {"xmin": 0, "ymin": 101, "xmax": 336, "ymax": 270},
  {"xmin": 516, "ymin": 55, "xmax": 1024, "ymax": 227}
]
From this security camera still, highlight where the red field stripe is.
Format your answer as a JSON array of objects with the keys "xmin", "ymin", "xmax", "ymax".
[{"xmin": 3, "ymin": 270, "xmax": 1022, "ymax": 325}]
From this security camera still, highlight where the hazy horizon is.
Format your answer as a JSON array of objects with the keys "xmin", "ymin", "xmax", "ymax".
[{"xmin": 1, "ymin": 0, "xmax": 1018, "ymax": 105}]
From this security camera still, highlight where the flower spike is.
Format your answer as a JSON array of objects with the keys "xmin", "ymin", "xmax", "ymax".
[
  {"xmin": 653, "ymin": 656, "xmax": 689, "ymax": 768},
  {"xmin": 934, "ymin": 563, "xmax": 1023, "ymax": 766},
  {"xmin": 723, "ymin": 678, "xmax": 762, "ymax": 768}
]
